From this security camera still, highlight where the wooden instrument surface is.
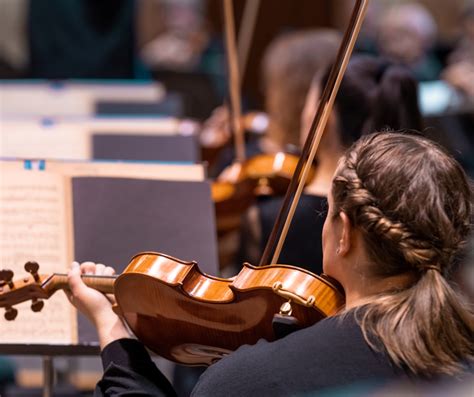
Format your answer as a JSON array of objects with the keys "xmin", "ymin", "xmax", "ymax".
[{"xmin": 114, "ymin": 252, "xmax": 343, "ymax": 365}]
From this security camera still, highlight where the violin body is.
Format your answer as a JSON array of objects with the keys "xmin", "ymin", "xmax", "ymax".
[
  {"xmin": 244, "ymin": 153, "xmax": 316, "ymax": 196},
  {"xmin": 211, "ymin": 162, "xmax": 256, "ymax": 254},
  {"xmin": 212, "ymin": 153, "xmax": 317, "ymax": 233},
  {"xmin": 114, "ymin": 252, "xmax": 344, "ymax": 366}
]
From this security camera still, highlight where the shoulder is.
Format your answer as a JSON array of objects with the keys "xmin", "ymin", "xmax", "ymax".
[{"xmin": 192, "ymin": 312, "xmax": 401, "ymax": 397}]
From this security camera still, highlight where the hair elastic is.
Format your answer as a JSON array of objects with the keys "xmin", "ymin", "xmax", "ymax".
[{"xmin": 419, "ymin": 264, "xmax": 441, "ymax": 273}]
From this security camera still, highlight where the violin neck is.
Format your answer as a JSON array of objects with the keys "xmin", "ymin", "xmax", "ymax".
[{"xmin": 45, "ymin": 273, "xmax": 116, "ymax": 295}]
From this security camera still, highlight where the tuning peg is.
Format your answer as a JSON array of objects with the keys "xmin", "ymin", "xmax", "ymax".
[
  {"xmin": 0, "ymin": 270, "xmax": 14, "ymax": 288},
  {"xmin": 4, "ymin": 306, "xmax": 18, "ymax": 321},
  {"xmin": 24, "ymin": 261, "xmax": 40, "ymax": 282},
  {"xmin": 31, "ymin": 298, "xmax": 44, "ymax": 313}
]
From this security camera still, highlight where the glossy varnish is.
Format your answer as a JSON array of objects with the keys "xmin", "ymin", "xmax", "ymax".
[{"xmin": 114, "ymin": 252, "xmax": 344, "ymax": 366}]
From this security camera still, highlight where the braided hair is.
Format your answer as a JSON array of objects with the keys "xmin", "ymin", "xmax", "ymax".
[{"xmin": 332, "ymin": 132, "xmax": 473, "ymax": 376}]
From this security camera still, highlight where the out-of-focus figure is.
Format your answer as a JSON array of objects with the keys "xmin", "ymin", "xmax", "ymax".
[
  {"xmin": 140, "ymin": 0, "xmax": 210, "ymax": 72},
  {"xmin": 376, "ymin": 2, "xmax": 441, "ymax": 81},
  {"xmin": 0, "ymin": 0, "xmax": 28, "ymax": 78},
  {"xmin": 29, "ymin": 0, "xmax": 136, "ymax": 79},
  {"xmin": 443, "ymin": 6, "xmax": 474, "ymax": 100},
  {"xmin": 139, "ymin": 0, "xmax": 225, "ymax": 119},
  {"xmin": 0, "ymin": 357, "xmax": 15, "ymax": 394},
  {"xmin": 448, "ymin": 5, "xmax": 474, "ymax": 65},
  {"xmin": 205, "ymin": 29, "xmax": 342, "ymax": 176}
]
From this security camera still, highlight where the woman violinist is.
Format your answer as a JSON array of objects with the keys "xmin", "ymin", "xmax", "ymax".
[{"xmin": 67, "ymin": 131, "xmax": 473, "ymax": 396}]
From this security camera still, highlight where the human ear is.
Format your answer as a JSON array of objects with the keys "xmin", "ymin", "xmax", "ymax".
[{"xmin": 337, "ymin": 211, "xmax": 352, "ymax": 256}]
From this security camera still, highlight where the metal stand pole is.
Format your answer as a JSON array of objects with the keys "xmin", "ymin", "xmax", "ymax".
[{"xmin": 42, "ymin": 356, "xmax": 54, "ymax": 397}]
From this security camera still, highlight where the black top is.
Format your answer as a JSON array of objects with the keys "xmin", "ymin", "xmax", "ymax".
[
  {"xmin": 95, "ymin": 312, "xmax": 409, "ymax": 397},
  {"xmin": 257, "ymin": 194, "xmax": 327, "ymax": 274}
]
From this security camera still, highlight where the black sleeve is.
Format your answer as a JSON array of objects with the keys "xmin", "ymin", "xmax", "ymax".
[{"xmin": 94, "ymin": 338, "xmax": 178, "ymax": 397}]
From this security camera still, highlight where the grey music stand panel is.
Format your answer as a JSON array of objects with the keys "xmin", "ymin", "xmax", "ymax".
[
  {"xmin": 71, "ymin": 177, "xmax": 218, "ymax": 343},
  {"xmin": 92, "ymin": 134, "xmax": 200, "ymax": 163}
]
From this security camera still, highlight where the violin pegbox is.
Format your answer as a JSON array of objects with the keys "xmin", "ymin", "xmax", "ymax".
[{"xmin": 0, "ymin": 262, "xmax": 51, "ymax": 321}]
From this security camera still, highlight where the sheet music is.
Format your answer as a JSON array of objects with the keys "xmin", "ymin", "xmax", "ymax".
[{"xmin": 0, "ymin": 169, "xmax": 76, "ymax": 344}]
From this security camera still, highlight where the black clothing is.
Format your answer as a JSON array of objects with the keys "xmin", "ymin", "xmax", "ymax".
[
  {"xmin": 258, "ymin": 194, "xmax": 327, "ymax": 274},
  {"xmin": 95, "ymin": 312, "xmax": 408, "ymax": 396},
  {"xmin": 212, "ymin": 135, "xmax": 263, "ymax": 177},
  {"xmin": 96, "ymin": 338, "xmax": 177, "ymax": 397},
  {"xmin": 29, "ymin": 0, "xmax": 135, "ymax": 78}
]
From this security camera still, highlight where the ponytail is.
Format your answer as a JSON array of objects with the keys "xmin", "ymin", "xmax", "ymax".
[
  {"xmin": 333, "ymin": 132, "xmax": 474, "ymax": 377},
  {"xmin": 357, "ymin": 269, "xmax": 474, "ymax": 376}
]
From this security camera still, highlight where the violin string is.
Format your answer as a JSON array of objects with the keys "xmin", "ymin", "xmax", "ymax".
[
  {"xmin": 52, "ymin": 273, "xmax": 118, "ymax": 280},
  {"xmin": 259, "ymin": 0, "xmax": 370, "ymax": 266}
]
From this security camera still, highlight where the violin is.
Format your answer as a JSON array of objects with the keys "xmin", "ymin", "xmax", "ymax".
[
  {"xmin": 0, "ymin": 256, "xmax": 343, "ymax": 365},
  {"xmin": 210, "ymin": 152, "xmax": 317, "ymax": 251},
  {"xmin": 211, "ymin": 152, "xmax": 317, "ymax": 231},
  {"xmin": 241, "ymin": 152, "xmax": 316, "ymax": 196},
  {"xmin": 1, "ymin": 0, "xmax": 369, "ymax": 367}
]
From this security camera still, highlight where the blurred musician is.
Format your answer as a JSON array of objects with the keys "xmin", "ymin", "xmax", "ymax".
[
  {"xmin": 241, "ymin": 55, "xmax": 423, "ymax": 274},
  {"xmin": 202, "ymin": 29, "xmax": 342, "ymax": 176}
]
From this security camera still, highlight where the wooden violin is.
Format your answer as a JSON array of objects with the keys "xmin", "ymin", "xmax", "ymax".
[
  {"xmin": 0, "ymin": 256, "xmax": 342, "ymax": 365},
  {"xmin": 1, "ymin": 0, "xmax": 369, "ymax": 367},
  {"xmin": 211, "ymin": 152, "xmax": 317, "ymax": 233},
  {"xmin": 241, "ymin": 152, "xmax": 316, "ymax": 196}
]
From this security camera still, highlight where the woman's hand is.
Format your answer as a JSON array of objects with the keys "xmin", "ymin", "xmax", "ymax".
[{"xmin": 67, "ymin": 262, "xmax": 130, "ymax": 350}]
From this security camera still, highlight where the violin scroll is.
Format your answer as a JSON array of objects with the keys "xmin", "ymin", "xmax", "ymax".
[
  {"xmin": 0, "ymin": 262, "xmax": 116, "ymax": 321},
  {"xmin": 0, "ymin": 263, "xmax": 51, "ymax": 320}
]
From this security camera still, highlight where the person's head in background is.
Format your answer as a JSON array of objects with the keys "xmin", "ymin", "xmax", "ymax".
[
  {"xmin": 261, "ymin": 29, "xmax": 341, "ymax": 151},
  {"xmin": 300, "ymin": 55, "xmax": 422, "ymax": 194},
  {"xmin": 376, "ymin": 3, "xmax": 440, "ymax": 81},
  {"xmin": 301, "ymin": 55, "xmax": 423, "ymax": 152},
  {"xmin": 448, "ymin": 5, "xmax": 474, "ymax": 65}
]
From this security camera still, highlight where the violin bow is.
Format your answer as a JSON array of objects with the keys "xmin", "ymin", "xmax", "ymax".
[
  {"xmin": 259, "ymin": 0, "xmax": 370, "ymax": 266},
  {"xmin": 223, "ymin": 0, "xmax": 246, "ymax": 162},
  {"xmin": 237, "ymin": 0, "xmax": 261, "ymax": 82}
]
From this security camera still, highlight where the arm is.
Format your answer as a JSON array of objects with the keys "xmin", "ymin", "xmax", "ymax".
[
  {"xmin": 95, "ymin": 338, "xmax": 177, "ymax": 397},
  {"xmin": 67, "ymin": 262, "xmax": 177, "ymax": 397}
]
